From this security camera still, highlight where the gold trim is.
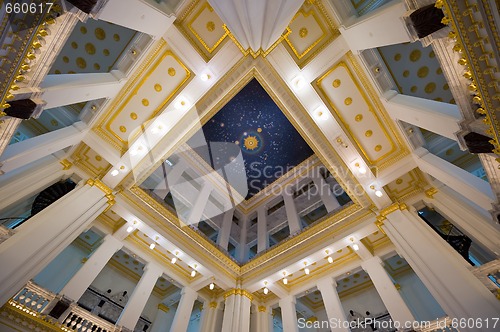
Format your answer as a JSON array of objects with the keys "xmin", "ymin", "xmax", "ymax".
[
  {"xmin": 285, "ymin": 9, "xmax": 326, "ymax": 59},
  {"xmin": 87, "ymin": 178, "xmax": 116, "ymax": 207},
  {"xmin": 60, "ymin": 159, "xmax": 73, "ymax": 170},
  {"xmin": 209, "ymin": 301, "xmax": 218, "ymax": 309},
  {"xmin": 158, "ymin": 303, "xmax": 170, "ymax": 312},
  {"xmin": 187, "ymin": 2, "xmax": 229, "ymax": 53},
  {"xmin": 223, "ymin": 288, "xmax": 254, "ymax": 301},
  {"xmin": 425, "ymin": 187, "xmax": 438, "ymax": 199},
  {"xmin": 224, "ymin": 24, "xmax": 291, "ymax": 58}
]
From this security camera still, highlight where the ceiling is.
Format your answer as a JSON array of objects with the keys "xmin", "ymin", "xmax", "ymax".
[{"xmin": 188, "ymin": 78, "xmax": 314, "ymax": 199}]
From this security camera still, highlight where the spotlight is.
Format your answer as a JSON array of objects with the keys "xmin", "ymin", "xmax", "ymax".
[
  {"xmin": 200, "ymin": 73, "xmax": 211, "ymax": 81},
  {"xmin": 209, "ymin": 283, "xmax": 215, "ymax": 290},
  {"xmin": 149, "ymin": 243, "xmax": 155, "ymax": 250},
  {"xmin": 191, "ymin": 270, "xmax": 197, "ymax": 277},
  {"xmin": 375, "ymin": 190, "xmax": 383, "ymax": 197},
  {"xmin": 171, "ymin": 257, "xmax": 177, "ymax": 264},
  {"xmin": 352, "ymin": 243, "xmax": 360, "ymax": 251},
  {"xmin": 283, "ymin": 278, "xmax": 288, "ymax": 285},
  {"xmin": 292, "ymin": 75, "xmax": 306, "ymax": 90},
  {"xmin": 304, "ymin": 268, "xmax": 310, "ymax": 275},
  {"xmin": 111, "ymin": 169, "xmax": 119, "ymax": 177},
  {"xmin": 126, "ymin": 226, "xmax": 134, "ymax": 233},
  {"xmin": 327, "ymin": 256, "xmax": 333, "ymax": 264},
  {"xmin": 263, "ymin": 287, "xmax": 269, "ymax": 295}
]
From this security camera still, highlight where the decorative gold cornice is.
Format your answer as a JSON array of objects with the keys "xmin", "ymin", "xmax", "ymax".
[
  {"xmin": 87, "ymin": 178, "xmax": 115, "ymax": 207},
  {"xmin": 60, "ymin": 159, "xmax": 73, "ymax": 170},
  {"xmin": 158, "ymin": 303, "xmax": 170, "ymax": 312},
  {"xmin": 224, "ymin": 24, "xmax": 291, "ymax": 58},
  {"xmin": 223, "ymin": 288, "xmax": 253, "ymax": 302},
  {"xmin": 258, "ymin": 305, "xmax": 267, "ymax": 312},
  {"xmin": 425, "ymin": 187, "xmax": 438, "ymax": 199},
  {"xmin": 379, "ymin": 203, "xmax": 405, "ymax": 218}
]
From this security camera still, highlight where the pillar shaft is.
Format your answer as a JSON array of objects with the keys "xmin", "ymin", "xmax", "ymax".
[
  {"xmin": 257, "ymin": 206, "xmax": 269, "ymax": 253},
  {"xmin": 340, "ymin": 1, "xmax": 410, "ymax": 51},
  {"xmin": 61, "ymin": 234, "xmax": 123, "ymax": 301},
  {"xmin": 98, "ymin": 0, "xmax": 176, "ymax": 37},
  {"xmin": 186, "ymin": 182, "xmax": 212, "ymax": 225},
  {"xmin": 311, "ymin": 171, "xmax": 340, "ymax": 213},
  {"xmin": 169, "ymin": 287, "xmax": 197, "ymax": 332},
  {"xmin": 42, "ymin": 72, "xmax": 124, "ymax": 109},
  {"xmin": 0, "ymin": 156, "xmax": 66, "ymax": 212},
  {"xmin": 385, "ymin": 93, "xmax": 461, "ymax": 141},
  {"xmin": 361, "ymin": 256, "xmax": 415, "ymax": 325},
  {"xmin": 117, "ymin": 263, "xmax": 163, "ymax": 330},
  {"xmin": 414, "ymin": 147, "xmax": 494, "ymax": 210},
  {"xmin": 0, "ymin": 122, "xmax": 87, "ymax": 174},
  {"xmin": 282, "ymin": 189, "xmax": 302, "ymax": 235},
  {"xmin": 383, "ymin": 208, "xmax": 500, "ymax": 332},
  {"xmin": 217, "ymin": 208, "xmax": 234, "ymax": 250},
  {"xmin": 279, "ymin": 296, "xmax": 299, "ymax": 332},
  {"xmin": 200, "ymin": 302, "xmax": 219, "ymax": 332},
  {"xmin": 0, "ymin": 181, "xmax": 111, "ymax": 306},
  {"xmin": 316, "ymin": 278, "xmax": 349, "ymax": 332},
  {"xmin": 221, "ymin": 292, "xmax": 251, "ymax": 332},
  {"xmin": 238, "ymin": 216, "xmax": 249, "ymax": 262}
]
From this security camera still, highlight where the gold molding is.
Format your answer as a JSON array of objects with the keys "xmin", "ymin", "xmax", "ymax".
[
  {"xmin": 157, "ymin": 303, "xmax": 170, "ymax": 312},
  {"xmin": 87, "ymin": 178, "xmax": 115, "ymax": 207},
  {"xmin": 258, "ymin": 305, "xmax": 267, "ymax": 312},
  {"xmin": 209, "ymin": 301, "xmax": 218, "ymax": 309},
  {"xmin": 223, "ymin": 288, "xmax": 254, "ymax": 301},
  {"xmin": 60, "ymin": 159, "xmax": 73, "ymax": 170},
  {"xmin": 425, "ymin": 187, "xmax": 438, "ymax": 199},
  {"xmin": 224, "ymin": 25, "xmax": 291, "ymax": 58},
  {"xmin": 187, "ymin": 2, "xmax": 228, "ymax": 53}
]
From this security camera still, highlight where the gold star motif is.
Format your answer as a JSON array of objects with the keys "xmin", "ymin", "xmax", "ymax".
[{"xmin": 243, "ymin": 135, "xmax": 258, "ymax": 150}]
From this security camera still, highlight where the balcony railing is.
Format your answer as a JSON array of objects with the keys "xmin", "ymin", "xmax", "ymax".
[{"xmin": 2, "ymin": 282, "xmax": 128, "ymax": 332}]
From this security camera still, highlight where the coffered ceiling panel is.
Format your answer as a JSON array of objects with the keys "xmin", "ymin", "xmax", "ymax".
[
  {"xmin": 383, "ymin": 168, "xmax": 429, "ymax": 201},
  {"xmin": 283, "ymin": 0, "xmax": 339, "ymax": 68},
  {"xmin": 71, "ymin": 142, "xmax": 112, "ymax": 177},
  {"xmin": 315, "ymin": 52, "xmax": 407, "ymax": 169},
  {"xmin": 94, "ymin": 40, "xmax": 192, "ymax": 152},
  {"xmin": 176, "ymin": 0, "xmax": 229, "ymax": 61}
]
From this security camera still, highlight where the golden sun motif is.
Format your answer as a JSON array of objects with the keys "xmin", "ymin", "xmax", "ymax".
[{"xmin": 243, "ymin": 135, "xmax": 258, "ymax": 150}]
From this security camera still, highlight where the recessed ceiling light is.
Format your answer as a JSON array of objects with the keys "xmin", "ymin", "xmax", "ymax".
[
  {"xmin": 110, "ymin": 169, "xmax": 119, "ymax": 177},
  {"xmin": 292, "ymin": 75, "xmax": 306, "ymax": 90}
]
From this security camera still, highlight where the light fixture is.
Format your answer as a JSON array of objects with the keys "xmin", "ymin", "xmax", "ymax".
[
  {"xmin": 355, "ymin": 162, "xmax": 367, "ymax": 175},
  {"xmin": 200, "ymin": 72, "xmax": 211, "ymax": 81},
  {"xmin": 263, "ymin": 287, "xmax": 269, "ymax": 295},
  {"xmin": 111, "ymin": 169, "xmax": 119, "ymax": 177},
  {"xmin": 130, "ymin": 144, "xmax": 145, "ymax": 156},
  {"xmin": 149, "ymin": 243, "xmax": 156, "ymax": 250},
  {"xmin": 174, "ymin": 96, "xmax": 190, "ymax": 110},
  {"xmin": 327, "ymin": 256, "xmax": 333, "ymax": 264},
  {"xmin": 126, "ymin": 226, "xmax": 134, "ymax": 233},
  {"xmin": 209, "ymin": 283, "xmax": 215, "ymax": 290},
  {"xmin": 291, "ymin": 75, "xmax": 306, "ymax": 90},
  {"xmin": 171, "ymin": 257, "xmax": 177, "ymax": 264},
  {"xmin": 375, "ymin": 190, "xmax": 383, "ymax": 197},
  {"xmin": 282, "ymin": 271, "xmax": 288, "ymax": 285},
  {"xmin": 304, "ymin": 268, "xmax": 310, "ymax": 275},
  {"xmin": 151, "ymin": 122, "xmax": 165, "ymax": 135},
  {"xmin": 352, "ymin": 243, "xmax": 360, "ymax": 251},
  {"xmin": 314, "ymin": 106, "xmax": 327, "ymax": 120},
  {"xmin": 191, "ymin": 270, "xmax": 197, "ymax": 277}
]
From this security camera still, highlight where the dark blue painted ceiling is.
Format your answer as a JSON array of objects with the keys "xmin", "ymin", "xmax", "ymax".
[{"xmin": 188, "ymin": 78, "xmax": 314, "ymax": 199}]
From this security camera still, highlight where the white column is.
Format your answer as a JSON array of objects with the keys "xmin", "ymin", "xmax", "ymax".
[
  {"xmin": 98, "ymin": 0, "xmax": 176, "ymax": 37},
  {"xmin": 316, "ymin": 277, "xmax": 349, "ymax": 332},
  {"xmin": 169, "ymin": 287, "xmax": 198, "ymax": 332},
  {"xmin": 311, "ymin": 171, "xmax": 340, "ymax": 213},
  {"xmin": 339, "ymin": 1, "xmax": 410, "ymax": 51},
  {"xmin": 257, "ymin": 206, "xmax": 269, "ymax": 253},
  {"xmin": 185, "ymin": 182, "xmax": 212, "ymax": 225},
  {"xmin": 255, "ymin": 305, "xmax": 272, "ymax": 332},
  {"xmin": 222, "ymin": 290, "xmax": 252, "ymax": 332},
  {"xmin": 0, "ymin": 180, "xmax": 112, "ymax": 306},
  {"xmin": 0, "ymin": 122, "xmax": 87, "ymax": 174},
  {"xmin": 238, "ymin": 215, "xmax": 249, "ymax": 262},
  {"xmin": 61, "ymin": 234, "xmax": 123, "ymax": 301},
  {"xmin": 424, "ymin": 187, "xmax": 500, "ymax": 256},
  {"xmin": 0, "ymin": 156, "xmax": 66, "ymax": 212},
  {"xmin": 282, "ymin": 189, "xmax": 302, "ymax": 235},
  {"xmin": 42, "ymin": 72, "xmax": 124, "ymax": 109},
  {"xmin": 382, "ymin": 207, "xmax": 500, "ymax": 332},
  {"xmin": 153, "ymin": 160, "xmax": 187, "ymax": 199},
  {"xmin": 414, "ymin": 147, "xmax": 494, "ymax": 211},
  {"xmin": 117, "ymin": 263, "xmax": 163, "ymax": 330},
  {"xmin": 385, "ymin": 93, "xmax": 462, "ymax": 141},
  {"xmin": 217, "ymin": 208, "xmax": 233, "ymax": 250},
  {"xmin": 150, "ymin": 303, "xmax": 176, "ymax": 332},
  {"xmin": 361, "ymin": 256, "xmax": 415, "ymax": 325},
  {"xmin": 279, "ymin": 296, "xmax": 299, "ymax": 332},
  {"xmin": 200, "ymin": 301, "xmax": 219, "ymax": 332}
]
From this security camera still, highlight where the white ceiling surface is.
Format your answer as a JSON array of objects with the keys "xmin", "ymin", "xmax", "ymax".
[{"xmin": 207, "ymin": 0, "xmax": 304, "ymax": 51}]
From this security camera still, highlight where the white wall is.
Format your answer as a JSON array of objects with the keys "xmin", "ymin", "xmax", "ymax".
[
  {"xmin": 32, "ymin": 242, "xmax": 87, "ymax": 293},
  {"xmin": 394, "ymin": 270, "xmax": 446, "ymax": 321}
]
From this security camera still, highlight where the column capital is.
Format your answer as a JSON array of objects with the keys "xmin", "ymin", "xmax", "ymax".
[
  {"xmin": 86, "ymin": 178, "xmax": 115, "ymax": 207},
  {"xmin": 258, "ymin": 305, "xmax": 267, "ymax": 312},
  {"xmin": 223, "ymin": 288, "xmax": 253, "ymax": 302},
  {"xmin": 209, "ymin": 301, "xmax": 218, "ymax": 309},
  {"xmin": 425, "ymin": 187, "xmax": 439, "ymax": 198},
  {"xmin": 379, "ymin": 202, "xmax": 408, "ymax": 218},
  {"xmin": 60, "ymin": 159, "xmax": 73, "ymax": 170}
]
